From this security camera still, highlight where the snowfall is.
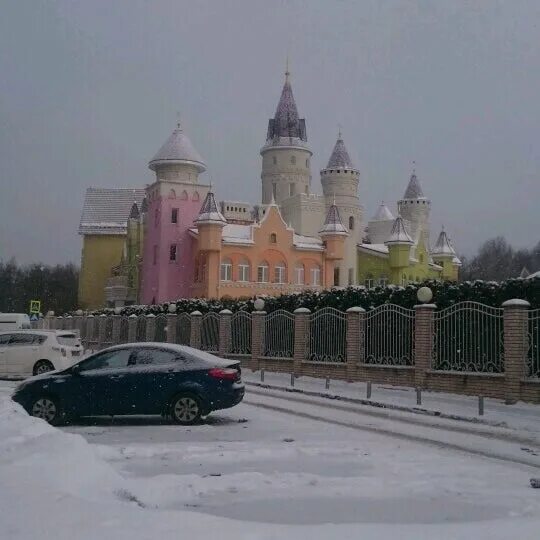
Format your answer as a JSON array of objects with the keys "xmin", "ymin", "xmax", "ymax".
[{"xmin": 1, "ymin": 376, "xmax": 540, "ymax": 539}]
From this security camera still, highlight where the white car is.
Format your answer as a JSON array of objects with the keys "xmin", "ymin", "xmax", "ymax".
[{"xmin": 0, "ymin": 330, "xmax": 83, "ymax": 377}]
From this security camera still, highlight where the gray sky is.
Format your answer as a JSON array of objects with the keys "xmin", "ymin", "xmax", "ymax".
[{"xmin": 1, "ymin": 0, "xmax": 539, "ymax": 265}]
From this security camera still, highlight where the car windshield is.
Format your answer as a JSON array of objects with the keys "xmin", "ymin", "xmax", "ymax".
[{"xmin": 56, "ymin": 333, "xmax": 80, "ymax": 346}]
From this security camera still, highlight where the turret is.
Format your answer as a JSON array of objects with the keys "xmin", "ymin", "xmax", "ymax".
[
  {"xmin": 385, "ymin": 215, "xmax": 413, "ymax": 284},
  {"xmin": 397, "ymin": 169, "xmax": 431, "ymax": 245},
  {"xmin": 319, "ymin": 203, "xmax": 348, "ymax": 288},
  {"xmin": 366, "ymin": 202, "xmax": 395, "ymax": 244},
  {"xmin": 260, "ymin": 66, "xmax": 312, "ymax": 205},
  {"xmin": 194, "ymin": 190, "xmax": 226, "ymax": 298},
  {"xmin": 320, "ymin": 131, "xmax": 363, "ymax": 285},
  {"xmin": 431, "ymin": 227, "xmax": 460, "ymax": 281}
]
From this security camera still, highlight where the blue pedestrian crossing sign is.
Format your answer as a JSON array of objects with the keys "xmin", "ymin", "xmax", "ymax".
[
  {"xmin": 30, "ymin": 314, "xmax": 38, "ymax": 322},
  {"xmin": 29, "ymin": 300, "xmax": 41, "ymax": 314}
]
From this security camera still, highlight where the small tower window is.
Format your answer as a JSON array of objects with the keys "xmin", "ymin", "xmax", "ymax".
[
  {"xmin": 169, "ymin": 244, "xmax": 177, "ymax": 262},
  {"xmin": 290, "ymin": 155, "xmax": 296, "ymax": 165},
  {"xmin": 270, "ymin": 233, "xmax": 277, "ymax": 243},
  {"xmin": 306, "ymin": 158, "xmax": 309, "ymax": 167},
  {"xmin": 171, "ymin": 208, "xmax": 178, "ymax": 224},
  {"xmin": 333, "ymin": 267, "xmax": 340, "ymax": 286},
  {"xmin": 349, "ymin": 216, "xmax": 355, "ymax": 230},
  {"xmin": 272, "ymin": 183, "xmax": 277, "ymax": 200},
  {"xmin": 289, "ymin": 183, "xmax": 295, "ymax": 197},
  {"xmin": 272, "ymin": 156, "xmax": 277, "ymax": 165}
]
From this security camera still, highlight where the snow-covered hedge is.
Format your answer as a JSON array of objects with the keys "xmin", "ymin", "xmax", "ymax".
[{"xmin": 80, "ymin": 277, "xmax": 539, "ymax": 316}]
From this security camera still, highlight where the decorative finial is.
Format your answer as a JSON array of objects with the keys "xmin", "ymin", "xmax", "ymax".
[
  {"xmin": 176, "ymin": 111, "xmax": 182, "ymax": 130},
  {"xmin": 338, "ymin": 124, "xmax": 342, "ymax": 139},
  {"xmin": 333, "ymin": 192, "xmax": 336, "ymax": 206},
  {"xmin": 412, "ymin": 160, "xmax": 416, "ymax": 175},
  {"xmin": 285, "ymin": 54, "xmax": 290, "ymax": 82},
  {"xmin": 209, "ymin": 179, "xmax": 213, "ymax": 192}
]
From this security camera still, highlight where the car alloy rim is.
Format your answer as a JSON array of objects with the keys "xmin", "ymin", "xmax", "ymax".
[
  {"xmin": 36, "ymin": 363, "xmax": 53, "ymax": 374},
  {"xmin": 174, "ymin": 397, "xmax": 199, "ymax": 422},
  {"xmin": 31, "ymin": 398, "xmax": 57, "ymax": 422}
]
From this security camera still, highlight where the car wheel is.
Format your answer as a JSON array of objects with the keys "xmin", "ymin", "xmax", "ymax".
[
  {"xmin": 33, "ymin": 360, "xmax": 54, "ymax": 375},
  {"xmin": 170, "ymin": 394, "xmax": 203, "ymax": 425},
  {"xmin": 30, "ymin": 396, "xmax": 63, "ymax": 426}
]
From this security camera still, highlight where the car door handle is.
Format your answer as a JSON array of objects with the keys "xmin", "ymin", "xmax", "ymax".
[{"xmin": 110, "ymin": 375, "xmax": 124, "ymax": 380}]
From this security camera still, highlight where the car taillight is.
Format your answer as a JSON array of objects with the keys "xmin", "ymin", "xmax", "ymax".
[{"xmin": 208, "ymin": 368, "xmax": 238, "ymax": 381}]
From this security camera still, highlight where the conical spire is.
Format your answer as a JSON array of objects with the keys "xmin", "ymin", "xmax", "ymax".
[
  {"xmin": 431, "ymin": 227, "xmax": 456, "ymax": 256},
  {"xmin": 403, "ymin": 171, "xmax": 425, "ymax": 199},
  {"xmin": 326, "ymin": 132, "xmax": 355, "ymax": 169},
  {"xmin": 319, "ymin": 203, "xmax": 348, "ymax": 236},
  {"xmin": 149, "ymin": 122, "xmax": 207, "ymax": 173},
  {"xmin": 266, "ymin": 69, "xmax": 307, "ymax": 142},
  {"xmin": 194, "ymin": 190, "xmax": 226, "ymax": 225},
  {"xmin": 371, "ymin": 202, "xmax": 394, "ymax": 221},
  {"xmin": 129, "ymin": 202, "xmax": 140, "ymax": 220},
  {"xmin": 140, "ymin": 196, "xmax": 148, "ymax": 214},
  {"xmin": 386, "ymin": 215, "xmax": 413, "ymax": 245}
]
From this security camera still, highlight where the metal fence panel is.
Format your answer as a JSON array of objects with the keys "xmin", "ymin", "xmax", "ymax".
[
  {"xmin": 529, "ymin": 309, "xmax": 540, "ymax": 378},
  {"xmin": 230, "ymin": 311, "xmax": 251, "ymax": 355},
  {"xmin": 201, "ymin": 312, "xmax": 219, "ymax": 352},
  {"xmin": 364, "ymin": 304, "xmax": 415, "ymax": 366},
  {"xmin": 102, "ymin": 317, "xmax": 114, "ymax": 347},
  {"xmin": 118, "ymin": 317, "xmax": 129, "ymax": 344},
  {"xmin": 263, "ymin": 310, "xmax": 294, "ymax": 358},
  {"xmin": 306, "ymin": 307, "xmax": 346, "ymax": 363},
  {"xmin": 155, "ymin": 314, "xmax": 168, "ymax": 342},
  {"xmin": 136, "ymin": 315, "xmax": 147, "ymax": 342},
  {"xmin": 175, "ymin": 313, "xmax": 191, "ymax": 346},
  {"xmin": 433, "ymin": 302, "xmax": 504, "ymax": 373}
]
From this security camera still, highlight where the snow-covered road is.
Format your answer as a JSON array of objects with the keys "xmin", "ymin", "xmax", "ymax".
[{"xmin": 2, "ymin": 379, "xmax": 540, "ymax": 538}]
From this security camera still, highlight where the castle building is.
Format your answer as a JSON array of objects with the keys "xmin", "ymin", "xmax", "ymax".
[{"xmin": 78, "ymin": 66, "xmax": 460, "ymax": 308}]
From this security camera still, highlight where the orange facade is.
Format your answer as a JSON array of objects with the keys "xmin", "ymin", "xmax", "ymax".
[{"xmin": 191, "ymin": 205, "xmax": 341, "ymax": 299}]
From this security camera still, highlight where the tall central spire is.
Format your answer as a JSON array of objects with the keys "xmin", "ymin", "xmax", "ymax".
[{"xmin": 265, "ymin": 65, "xmax": 307, "ymax": 142}]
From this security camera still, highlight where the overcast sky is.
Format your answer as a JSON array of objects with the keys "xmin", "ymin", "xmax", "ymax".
[{"xmin": 0, "ymin": 0, "xmax": 538, "ymax": 265}]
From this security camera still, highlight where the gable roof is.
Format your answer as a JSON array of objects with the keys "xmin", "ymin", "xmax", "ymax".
[{"xmin": 79, "ymin": 188, "xmax": 146, "ymax": 236}]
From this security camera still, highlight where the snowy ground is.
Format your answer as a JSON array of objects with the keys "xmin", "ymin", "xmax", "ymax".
[{"xmin": 1, "ymin": 379, "xmax": 540, "ymax": 539}]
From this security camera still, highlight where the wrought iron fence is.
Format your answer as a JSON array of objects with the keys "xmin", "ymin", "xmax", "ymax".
[
  {"xmin": 118, "ymin": 317, "xmax": 129, "ymax": 343},
  {"xmin": 102, "ymin": 317, "xmax": 114, "ymax": 347},
  {"xmin": 136, "ymin": 315, "xmax": 147, "ymax": 342},
  {"xmin": 155, "ymin": 314, "xmax": 168, "ymax": 342},
  {"xmin": 263, "ymin": 310, "xmax": 294, "ymax": 358},
  {"xmin": 306, "ymin": 307, "xmax": 346, "ymax": 363},
  {"xmin": 364, "ymin": 304, "xmax": 415, "ymax": 366},
  {"xmin": 201, "ymin": 312, "xmax": 219, "ymax": 352},
  {"xmin": 528, "ymin": 309, "xmax": 540, "ymax": 378},
  {"xmin": 433, "ymin": 302, "xmax": 504, "ymax": 373},
  {"xmin": 86, "ymin": 318, "xmax": 100, "ymax": 350},
  {"xmin": 175, "ymin": 313, "xmax": 191, "ymax": 345},
  {"xmin": 230, "ymin": 311, "xmax": 251, "ymax": 355}
]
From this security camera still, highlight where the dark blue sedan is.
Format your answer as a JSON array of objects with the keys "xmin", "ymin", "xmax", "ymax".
[{"xmin": 12, "ymin": 343, "xmax": 244, "ymax": 425}]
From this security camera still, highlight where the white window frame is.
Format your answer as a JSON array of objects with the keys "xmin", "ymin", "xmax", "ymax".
[
  {"xmin": 257, "ymin": 264, "xmax": 269, "ymax": 283},
  {"xmin": 311, "ymin": 267, "xmax": 321, "ymax": 286},
  {"xmin": 220, "ymin": 260, "xmax": 232, "ymax": 282},
  {"xmin": 274, "ymin": 263, "xmax": 286, "ymax": 284},
  {"xmin": 295, "ymin": 265, "xmax": 305, "ymax": 285},
  {"xmin": 238, "ymin": 262, "xmax": 250, "ymax": 282}
]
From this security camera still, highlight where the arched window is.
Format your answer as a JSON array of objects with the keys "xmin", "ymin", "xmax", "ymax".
[
  {"xmin": 270, "ymin": 233, "xmax": 277, "ymax": 243},
  {"xmin": 379, "ymin": 275, "xmax": 388, "ymax": 287},
  {"xmin": 310, "ymin": 265, "xmax": 321, "ymax": 286},
  {"xmin": 295, "ymin": 264, "xmax": 305, "ymax": 285},
  {"xmin": 257, "ymin": 261, "xmax": 269, "ymax": 283},
  {"xmin": 238, "ymin": 258, "xmax": 250, "ymax": 282},
  {"xmin": 220, "ymin": 258, "xmax": 232, "ymax": 281},
  {"xmin": 192, "ymin": 191, "xmax": 200, "ymax": 202},
  {"xmin": 349, "ymin": 216, "xmax": 355, "ymax": 230},
  {"xmin": 180, "ymin": 190, "xmax": 188, "ymax": 200},
  {"xmin": 274, "ymin": 261, "xmax": 287, "ymax": 284},
  {"xmin": 290, "ymin": 155, "xmax": 296, "ymax": 165},
  {"xmin": 168, "ymin": 189, "xmax": 176, "ymax": 199},
  {"xmin": 306, "ymin": 158, "xmax": 309, "ymax": 167}
]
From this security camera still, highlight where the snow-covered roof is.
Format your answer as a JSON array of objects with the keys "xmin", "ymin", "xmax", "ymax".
[
  {"xmin": 149, "ymin": 124, "xmax": 206, "ymax": 173},
  {"xmin": 222, "ymin": 223, "xmax": 253, "ymax": 244},
  {"xmin": 402, "ymin": 172, "xmax": 426, "ymax": 200},
  {"xmin": 79, "ymin": 188, "xmax": 146, "ymax": 235},
  {"xmin": 194, "ymin": 191, "xmax": 226, "ymax": 225},
  {"xmin": 358, "ymin": 243, "xmax": 389, "ymax": 256},
  {"xmin": 293, "ymin": 234, "xmax": 324, "ymax": 251},
  {"xmin": 319, "ymin": 204, "xmax": 348, "ymax": 236},
  {"xmin": 385, "ymin": 216, "xmax": 414, "ymax": 245},
  {"xmin": 431, "ymin": 229, "xmax": 456, "ymax": 257},
  {"xmin": 371, "ymin": 202, "xmax": 394, "ymax": 221},
  {"xmin": 324, "ymin": 134, "xmax": 355, "ymax": 169},
  {"xmin": 527, "ymin": 270, "xmax": 540, "ymax": 279}
]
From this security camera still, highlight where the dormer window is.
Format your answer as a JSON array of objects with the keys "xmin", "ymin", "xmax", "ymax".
[{"xmin": 270, "ymin": 233, "xmax": 277, "ymax": 243}]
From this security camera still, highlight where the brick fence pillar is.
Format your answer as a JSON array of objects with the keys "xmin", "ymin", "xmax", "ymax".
[
  {"xmin": 73, "ymin": 315, "xmax": 83, "ymax": 337},
  {"xmin": 98, "ymin": 314, "xmax": 107, "ymax": 350},
  {"xmin": 145, "ymin": 314, "xmax": 156, "ymax": 342},
  {"xmin": 55, "ymin": 317, "xmax": 63, "ymax": 330},
  {"xmin": 502, "ymin": 299, "xmax": 530, "ymax": 404},
  {"xmin": 346, "ymin": 307, "xmax": 364, "ymax": 380},
  {"xmin": 112, "ymin": 315, "xmax": 121, "ymax": 345},
  {"xmin": 293, "ymin": 308, "xmax": 310, "ymax": 375},
  {"xmin": 414, "ymin": 303, "xmax": 436, "ymax": 388},
  {"xmin": 166, "ymin": 314, "xmax": 177, "ymax": 343},
  {"xmin": 64, "ymin": 316, "xmax": 73, "ymax": 330},
  {"xmin": 219, "ymin": 309, "xmax": 233, "ymax": 357},
  {"xmin": 127, "ymin": 314, "xmax": 137, "ymax": 343},
  {"xmin": 251, "ymin": 311, "xmax": 265, "ymax": 371},
  {"xmin": 190, "ymin": 311, "xmax": 202, "ymax": 349}
]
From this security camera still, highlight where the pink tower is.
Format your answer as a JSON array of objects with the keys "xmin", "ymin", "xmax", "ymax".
[{"xmin": 140, "ymin": 122, "xmax": 209, "ymax": 304}]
